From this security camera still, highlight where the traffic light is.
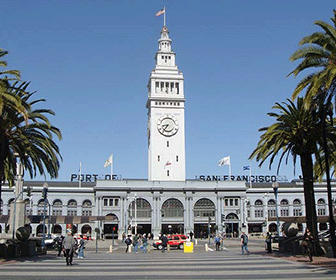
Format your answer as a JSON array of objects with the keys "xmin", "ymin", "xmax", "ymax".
[
  {"xmin": 42, "ymin": 187, "xmax": 48, "ymax": 199},
  {"xmin": 26, "ymin": 186, "xmax": 32, "ymax": 197}
]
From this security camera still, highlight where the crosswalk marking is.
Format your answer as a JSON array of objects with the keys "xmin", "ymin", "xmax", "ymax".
[{"xmin": 0, "ymin": 252, "xmax": 335, "ymax": 280}]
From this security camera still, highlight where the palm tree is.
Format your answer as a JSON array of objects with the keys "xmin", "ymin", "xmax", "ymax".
[
  {"xmin": 289, "ymin": 10, "xmax": 336, "ymax": 101},
  {"xmin": 249, "ymin": 98, "xmax": 336, "ymax": 254},
  {"xmin": 289, "ymin": 10, "xmax": 336, "ymax": 257},
  {"xmin": 0, "ymin": 81, "xmax": 62, "ymax": 203}
]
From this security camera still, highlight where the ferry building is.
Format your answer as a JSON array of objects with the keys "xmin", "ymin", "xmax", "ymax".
[{"xmin": 1, "ymin": 25, "xmax": 335, "ymax": 239}]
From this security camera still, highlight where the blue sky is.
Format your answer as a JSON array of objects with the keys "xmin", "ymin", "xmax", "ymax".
[{"xmin": 1, "ymin": 0, "xmax": 335, "ymax": 182}]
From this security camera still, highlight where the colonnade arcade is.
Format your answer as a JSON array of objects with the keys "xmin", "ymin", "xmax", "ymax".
[{"xmin": 100, "ymin": 196, "xmax": 241, "ymax": 238}]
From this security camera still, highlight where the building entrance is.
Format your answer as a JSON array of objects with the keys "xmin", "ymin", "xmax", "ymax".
[
  {"xmin": 224, "ymin": 222, "xmax": 239, "ymax": 237},
  {"xmin": 194, "ymin": 223, "xmax": 216, "ymax": 238},
  {"xmin": 161, "ymin": 224, "xmax": 184, "ymax": 234},
  {"xmin": 131, "ymin": 224, "xmax": 151, "ymax": 235},
  {"xmin": 104, "ymin": 223, "xmax": 118, "ymax": 239}
]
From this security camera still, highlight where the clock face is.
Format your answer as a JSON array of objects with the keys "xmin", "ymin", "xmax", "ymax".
[{"xmin": 157, "ymin": 115, "xmax": 179, "ymax": 137}]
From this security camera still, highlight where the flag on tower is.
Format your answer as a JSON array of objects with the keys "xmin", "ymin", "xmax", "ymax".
[
  {"xmin": 243, "ymin": 165, "xmax": 250, "ymax": 171},
  {"xmin": 218, "ymin": 156, "xmax": 230, "ymax": 166},
  {"xmin": 104, "ymin": 154, "xmax": 113, "ymax": 168},
  {"xmin": 156, "ymin": 8, "xmax": 165, "ymax": 16}
]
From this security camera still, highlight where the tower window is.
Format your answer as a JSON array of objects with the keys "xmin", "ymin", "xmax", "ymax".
[
  {"xmin": 167, "ymin": 170, "xmax": 169, "ymax": 176},
  {"xmin": 175, "ymin": 82, "xmax": 179, "ymax": 94},
  {"xmin": 176, "ymin": 156, "xmax": 179, "ymax": 162},
  {"xmin": 158, "ymin": 155, "xmax": 160, "ymax": 162},
  {"xmin": 167, "ymin": 141, "xmax": 169, "ymax": 147}
]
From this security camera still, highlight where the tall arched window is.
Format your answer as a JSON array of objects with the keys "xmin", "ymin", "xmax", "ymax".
[
  {"xmin": 129, "ymin": 198, "xmax": 151, "ymax": 218},
  {"xmin": 0, "ymin": 199, "xmax": 2, "ymax": 215},
  {"xmin": 67, "ymin": 200, "xmax": 77, "ymax": 216},
  {"xmin": 82, "ymin": 200, "xmax": 92, "ymax": 216},
  {"xmin": 37, "ymin": 199, "xmax": 47, "ymax": 216},
  {"xmin": 293, "ymin": 199, "xmax": 302, "ymax": 216},
  {"xmin": 268, "ymin": 199, "xmax": 276, "ymax": 217},
  {"xmin": 161, "ymin": 199, "xmax": 183, "ymax": 218},
  {"xmin": 280, "ymin": 199, "xmax": 289, "ymax": 217},
  {"xmin": 52, "ymin": 199, "xmax": 63, "ymax": 216},
  {"xmin": 194, "ymin": 198, "xmax": 215, "ymax": 218},
  {"xmin": 254, "ymin": 199, "xmax": 263, "ymax": 218},
  {"xmin": 317, "ymin": 198, "xmax": 326, "ymax": 216}
]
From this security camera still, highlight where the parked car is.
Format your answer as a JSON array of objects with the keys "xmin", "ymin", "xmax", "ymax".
[{"xmin": 153, "ymin": 234, "xmax": 188, "ymax": 250}]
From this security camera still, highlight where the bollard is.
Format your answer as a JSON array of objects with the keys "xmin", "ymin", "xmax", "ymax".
[
  {"xmin": 205, "ymin": 243, "xmax": 208, "ymax": 252},
  {"xmin": 195, "ymin": 239, "xmax": 198, "ymax": 245},
  {"xmin": 128, "ymin": 245, "xmax": 132, "ymax": 253},
  {"xmin": 167, "ymin": 244, "xmax": 170, "ymax": 252},
  {"xmin": 109, "ymin": 245, "xmax": 113, "ymax": 253}
]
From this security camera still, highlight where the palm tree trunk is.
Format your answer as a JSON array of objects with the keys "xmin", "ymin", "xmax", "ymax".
[
  {"xmin": 321, "ymin": 113, "xmax": 336, "ymax": 257},
  {"xmin": 0, "ymin": 132, "xmax": 9, "ymax": 206},
  {"xmin": 300, "ymin": 153, "xmax": 322, "ymax": 255}
]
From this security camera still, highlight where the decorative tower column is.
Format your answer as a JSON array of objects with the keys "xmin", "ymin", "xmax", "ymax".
[{"xmin": 147, "ymin": 26, "xmax": 186, "ymax": 181}]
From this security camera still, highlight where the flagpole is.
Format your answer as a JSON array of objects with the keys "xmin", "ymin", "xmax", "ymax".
[
  {"xmin": 79, "ymin": 161, "xmax": 82, "ymax": 188},
  {"xmin": 249, "ymin": 166, "xmax": 252, "ymax": 188},
  {"xmin": 229, "ymin": 163, "xmax": 232, "ymax": 181},
  {"xmin": 111, "ymin": 154, "xmax": 113, "ymax": 180},
  {"xmin": 164, "ymin": 6, "xmax": 166, "ymax": 26}
]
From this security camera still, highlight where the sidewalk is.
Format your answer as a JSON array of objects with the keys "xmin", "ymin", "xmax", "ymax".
[{"xmin": 256, "ymin": 250, "xmax": 336, "ymax": 270}]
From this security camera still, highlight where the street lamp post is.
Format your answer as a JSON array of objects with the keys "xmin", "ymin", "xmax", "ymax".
[
  {"xmin": 134, "ymin": 193, "xmax": 137, "ymax": 235},
  {"xmin": 264, "ymin": 193, "xmax": 269, "ymax": 232},
  {"xmin": 125, "ymin": 196, "xmax": 129, "ymax": 234},
  {"xmin": 272, "ymin": 182, "xmax": 280, "ymax": 236},
  {"xmin": 41, "ymin": 182, "xmax": 48, "ymax": 249}
]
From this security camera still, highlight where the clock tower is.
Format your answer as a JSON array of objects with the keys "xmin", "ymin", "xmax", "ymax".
[{"xmin": 147, "ymin": 25, "xmax": 186, "ymax": 181}]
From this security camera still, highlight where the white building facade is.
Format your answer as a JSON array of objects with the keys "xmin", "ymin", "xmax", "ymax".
[{"xmin": 0, "ymin": 25, "xmax": 335, "ymax": 239}]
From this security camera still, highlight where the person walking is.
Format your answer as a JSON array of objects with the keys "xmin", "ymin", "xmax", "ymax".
[
  {"xmin": 77, "ymin": 235, "xmax": 85, "ymax": 259},
  {"xmin": 189, "ymin": 231, "xmax": 194, "ymax": 241},
  {"xmin": 214, "ymin": 234, "xmax": 221, "ymax": 251},
  {"xmin": 302, "ymin": 228, "xmax": 314, "ymax": 262},
  {"xmin": 133, "ymin": 234, "xmax": 139, "ymax": 253},
  {"xmin": 125, "ymin": 235, "xmax": 132, "ymax": 253},
  {"xmin": 62, "ymin": 231, "xmax": 77, "ymax": 266},
  {"xmin": 142, "ymin": 234, "xmax": 148, "ymax": 253},
  {"xmin": 265, "ymin": 232, "xmax": 272, "ymax": 253},
  {"xmin": 56, "ymin": 235, "xmax": 64, "ymax": 257},
  {"xmin": 240, "ymin": 232, "xmax": 249, "ymax": 255},
  {"xmin": 161, "ymin": 234, "xmax": 168, "ymax": 253}
]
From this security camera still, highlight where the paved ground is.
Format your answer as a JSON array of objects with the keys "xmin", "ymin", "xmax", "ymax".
[{"xmin": 1, "ymin": 241, "xmax": 336, "ymax": 280}]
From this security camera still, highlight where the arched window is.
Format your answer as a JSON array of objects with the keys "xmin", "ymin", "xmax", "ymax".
[
  {"xmin": 254, "ymin": 200, "xmax": 263, "ymax": 218},
  {"xmin": 317, "ymin": 198, "xmax": 326, "ymax": 216},
  {"xmin": 254, "ymin": 200, "xmax": 263, "ymax": 206},
  {"xmin": 267, "ymin": 199, "xmax": 276, "ymax": 217},
  {"xmin": 82, "ymin": 200, "xmax": 92, "ymax": 216},
  {"xmin": 67, "ymin": 200, "xmax": 77, "ymax": 216},
  {"xmin": 194, "ymin": 198, "xmax": 215, "ymax": 218},
  {"xmin": 129, "ymin": 198, "xmax": 151, "ymax": 218},
  {"xmin": 37, "ymin": 199, "xmax": 47, "ymax": 216},
  {"xmin": 161, "ymin": 198, "xmax": 183, "ymax": 218},
  {"xmin": 280, "ymin": 199, "xmax": 289, "ymax": 217},
  {"xmin": 226, "ymin": 213, "xmax": 239, "ymax": 220},
  {"xmin": 293, "ymin": 199, "xmax": 302, "ymax": 216},
  {"xmin": 24, "ymin": 198, "xmax": 32, "ymax": 216},
  {"xmin": 52, "ymin": 199, "xmax": 63, "ymax": 216}
]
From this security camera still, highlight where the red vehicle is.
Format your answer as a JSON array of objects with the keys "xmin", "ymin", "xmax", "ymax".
[{"xmin": 153, "ymin": 234, "xmax": 188, "ymax": 250}]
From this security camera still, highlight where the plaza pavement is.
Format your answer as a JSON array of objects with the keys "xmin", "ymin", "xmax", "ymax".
[{"xmin": 0, "ymin": 239, "xmax": 336, "ymax": 280}]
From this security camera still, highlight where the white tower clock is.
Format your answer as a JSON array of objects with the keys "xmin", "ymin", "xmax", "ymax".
[{"xmin": 147, "ymin": 26, "xmax": 186, "ymax": 181}]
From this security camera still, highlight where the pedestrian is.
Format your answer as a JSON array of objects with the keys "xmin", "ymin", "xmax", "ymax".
[
  {"xmin": 133, "ymin": 234, "xmax": 139, "ymax": 253},
  {"xmin": 125, "ymin": 235, "xmax": 132, "ymax": 253},
  {"xmin": 77, "ymin": 235, "xmax": 85, "ymax": 259},
  {"xmin": 302, "ymin": 228, "xmax": 313, "ymax": 262},
  {"xmin": 56, "ymin": 235, "xmax": 64, "ymax": 256},
  {"xmin": 265, "ymin": 232, "xmax": 272, "ymax": 253},
  {"xmin": 240, "ymin": 231, "xmax": 249, "ymax": 255},
  {"xmin": 142, "ymin": 234, "xmax": 148, "ymax": 253},
  {"xmin": 214, "ymin": 234, "xmax": 221, "ymax": 251},
  {"xmin": 161, "ymin": 234, "xmax": 168, "ymax": 253},
  {"xmin": 122, "ymin": 232, "xmax": 126, "ymax": 242},
  {"xmin": 189, "ymin": 231, "xmax": 194, "ymax": 241},
  {"xmin": 62, "ymin": 231, "xmax": 77, "ymax": 266}
]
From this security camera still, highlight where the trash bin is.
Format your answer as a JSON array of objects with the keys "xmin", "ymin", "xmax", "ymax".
[{"xmin": 183, "ymin": 241, "xmax": 193, "ymax": 253}]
